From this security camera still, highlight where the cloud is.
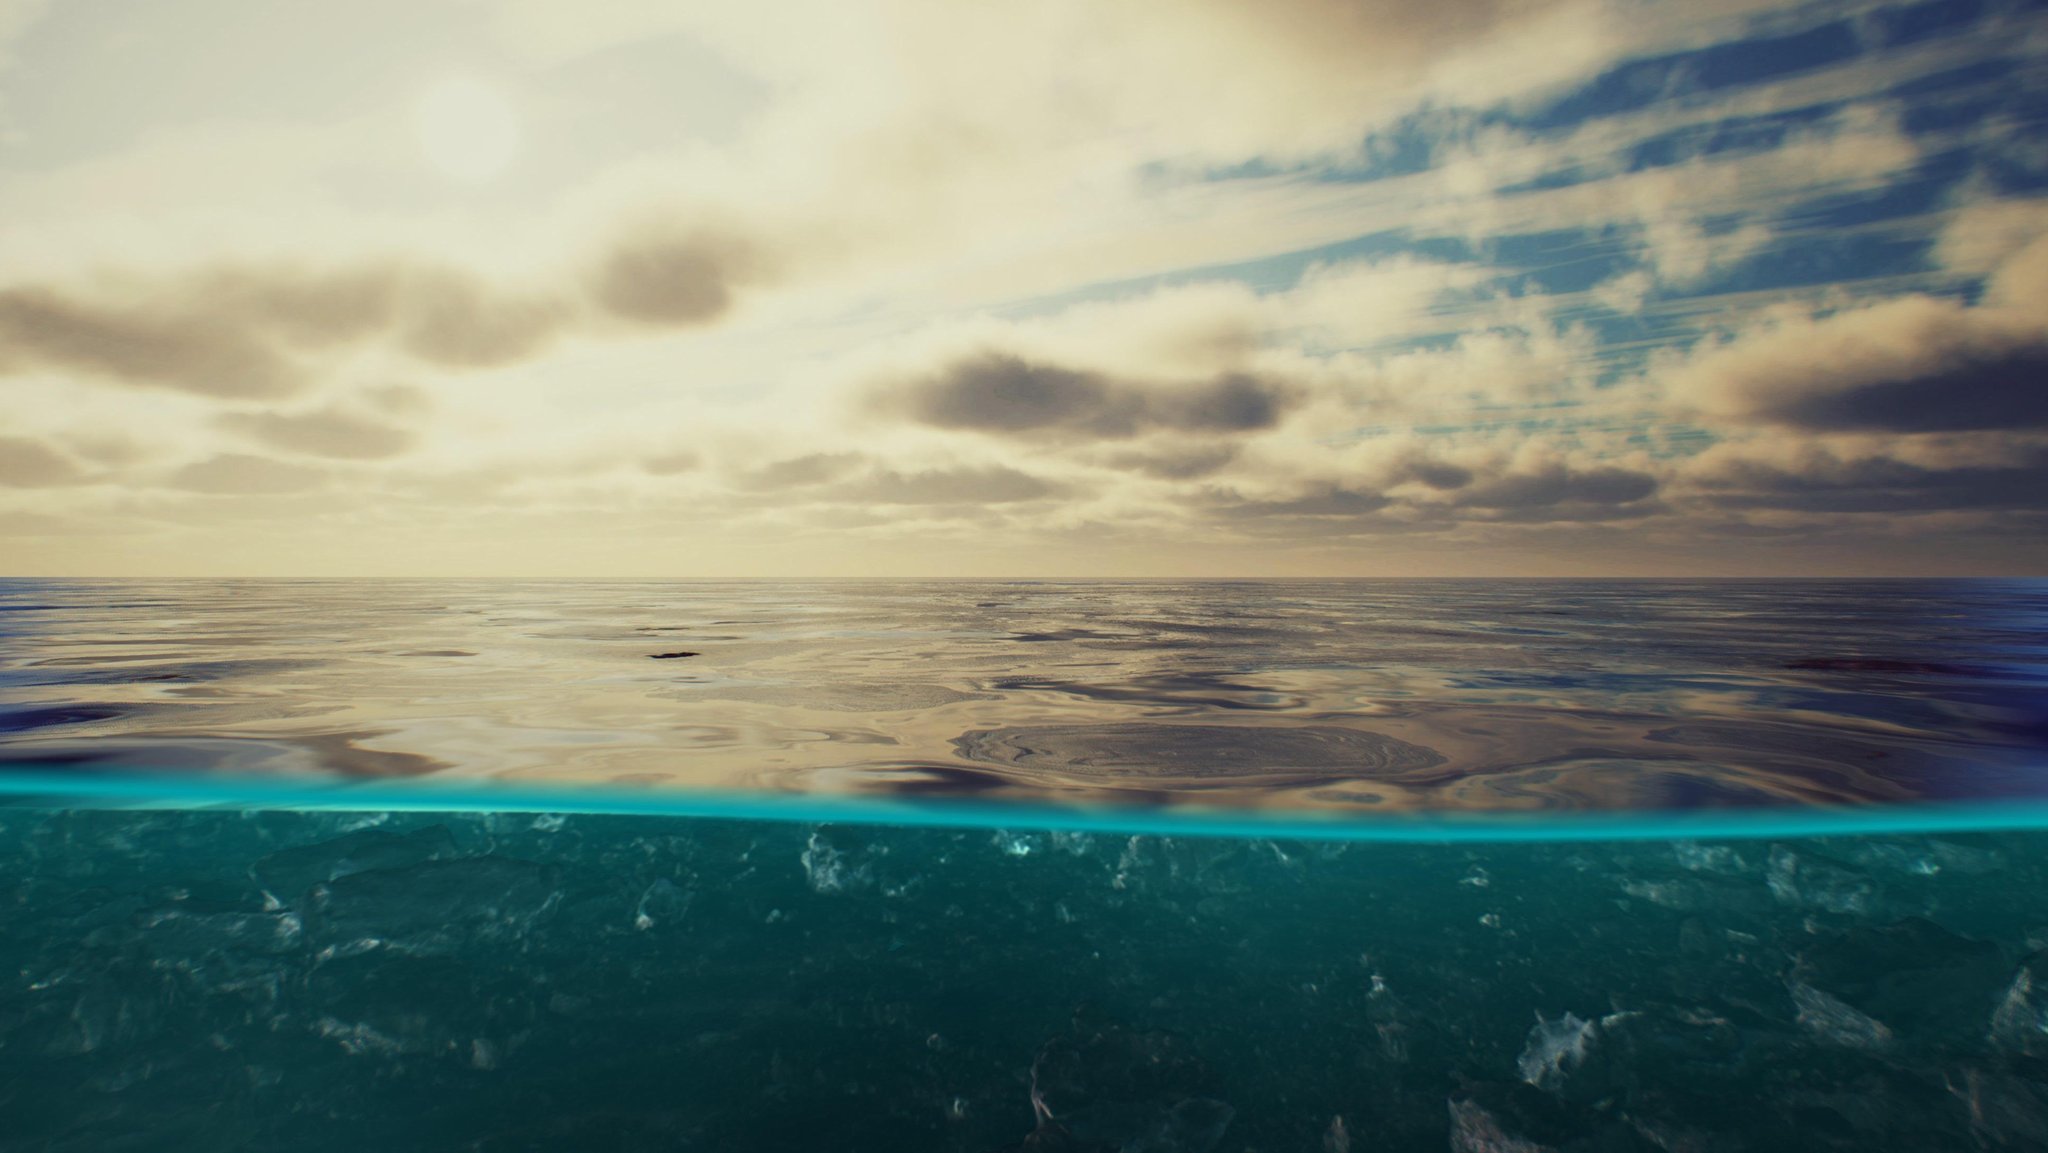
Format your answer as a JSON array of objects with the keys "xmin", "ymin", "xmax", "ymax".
[
  {"xmin": 834, "ymin": 465, "xmax": 1065, "ymax": 505},
  {"xmin": 0, "ymin": 263, "xmax": 561, "ymax": 398},
  {"xmin": 1936, "ymin": 199, "xmax": 2048, "ymax": 282},
  {"xmin": 1683, "ymin": 441, "xmax": 2048, "ymax": 513},
  {"xmin": 216, "ymin": 406, "xmax": 418, "ymax": 460},
  {"xmin": 877, "ymin": 352, "xmax": 1294, "ymax": 440},
  {"xmin": 1666, "ymin": 294, "xmax": 2048, "ymax": 432},
  {"xmin": 1095, "ymin": 443, "xmax": 1241, "ymax": 479},
  {"xmin": 1453, "ymin": 461, "xmax": 1657, "ymax": 510},
  {"xmin": 1198, "ymin": 448, "xmax": 1659, "ymax": 530},
  {"xmin": 589, "ymin": 232, "xmax": 765, "ymax": 327},
  {"xmin": 166, "ymin": 454, "xmax": 326, "ymax": 495},
  {"xmin": 0, "ymin": 436, "xmax": 84, "ymax": 486},
  {"xmin": 0, "ymin": 286, "xmax": 306, "ymax": 399},
  {"xmin": 639, "ymin": 451, "xmax": 701, "ymax": 476},
  {"xmin": 6, "ymin": 0, "xmax": 2040, "ymax": 575},
  {"xmin": 1210, "ymin": 484, "xmax": 1395, "ymax": 521},
  {"xmin": 0, "ymin": 232, "xmax": 770, "ymax": 398},
  {"xmin": 734, "ymin": 452, "xmax": 866, "ymax": 490},
  {"xmin": 1402, "ymin": 459, "xmax": 1476, "ymax": 490},
  {"xmin": 361, "ymin": 383, "xmax": 432, "ymax": 416},
  {"xmin": 383, "ymin": 270, "xmax": 568, "ymax": 368},
  {"xmin": 493, "ymin": 0, "xmax": 1626, "ymax": 164}
]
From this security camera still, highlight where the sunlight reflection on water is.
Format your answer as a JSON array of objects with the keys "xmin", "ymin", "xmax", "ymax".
[{"xmin": 1, "ymin": 578, "xmax": 2043, "ymax": 813}]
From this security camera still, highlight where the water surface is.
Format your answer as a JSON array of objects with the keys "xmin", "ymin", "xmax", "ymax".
[{"xmin": 3, "ymin": 578, "xmax": 2044, "ymax": 816}]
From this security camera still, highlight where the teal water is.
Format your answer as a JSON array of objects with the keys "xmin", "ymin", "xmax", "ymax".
[
  {"xmin": 4, "ymin": 802, "xmax": 2048, "ymax": 1151},
  {"xmin": 4, "ymin": 580, "xmax": 2047, "ymax": 1148}
]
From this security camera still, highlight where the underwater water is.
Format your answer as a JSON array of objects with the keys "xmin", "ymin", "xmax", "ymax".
[
  {"xmin": 2, "ymin": 580, "xmax": 2046, "ymax": 1149},
  {"xmin": 5, "ymin": 808, "xmax": 2048, "ymax": 1151}
]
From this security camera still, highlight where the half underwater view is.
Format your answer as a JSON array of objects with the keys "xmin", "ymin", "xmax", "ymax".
[
  {"xmin": 4, "ymin": 579, "xmax": 2048, "ymax": 1152},
  {"xmin": 6, "ymin": 0, "xmax": 2048, "ymax": 1149}
]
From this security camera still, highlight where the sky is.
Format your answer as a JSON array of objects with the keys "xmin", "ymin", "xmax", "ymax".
[{"xmin": 0, "ymin": 0, "xmax": 2045, "ymax": 577}]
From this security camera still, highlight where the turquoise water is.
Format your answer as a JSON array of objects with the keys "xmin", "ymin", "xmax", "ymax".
[
  {"xmin": 3, "ymin": 803, "xmax": 2048, "ymax": 1151},
  {"xmin": 3, "ymin": 579, "xmax": 2046, "ymax": 1148}
]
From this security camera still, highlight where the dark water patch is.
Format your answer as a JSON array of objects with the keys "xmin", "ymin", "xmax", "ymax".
[
  {"xmin": 1786, "ymin": 657, "xmax": 1991, "ymax": 676},
  {"xmin": 0, "ymin": 704, "xmax": 126, "ymax": 732},
  {"xmin": 648, "ymin": 651, "xmax": 700, "ymax": 659},
  {"xmin": 296, "ymin": 734, "xmax": 457, "ymax": 778},
  {"xmin": 825, "ymin": 763, "xmax": 1025, "ymax": 797},
  {"xmin": 0, "ymin": 732, "xmax": 449, "ymax": 779},
  {"xmin": 1009, "ymin": 628, "xmax": 1136, "ymax": 643},
  {"xmin": 1796, "ymin": 916, "xmax": 2010, "ymax": 1050},
  {"xmin": 1022, "ymin": 1018, "xmax": 1233, "ymax": 1152},
  {"xmin": 8, "ymin": 657, "xmax": 309, "ymax": 687}
]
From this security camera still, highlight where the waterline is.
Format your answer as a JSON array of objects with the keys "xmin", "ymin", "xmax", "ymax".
[{"xmin": 8, "ymin": 767, "xmax": 2048, "ymax": 843}]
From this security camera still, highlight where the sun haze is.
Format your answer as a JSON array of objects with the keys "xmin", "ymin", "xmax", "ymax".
[
  {"xmin": 415, "ymin": 77, "xmax": 521, "ymax": 183},
  {"xmin": 0, "ymin": 0, "xmax": 2044, "ymax": 577}
]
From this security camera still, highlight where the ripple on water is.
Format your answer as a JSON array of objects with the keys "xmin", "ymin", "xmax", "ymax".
[
  {"xmin": 951, "ymin": 723, "xmax": 1445, "ymax": 785},
  {"xmin": 687, "ymin": 682, "xmax": 994, "ymax": 712}
]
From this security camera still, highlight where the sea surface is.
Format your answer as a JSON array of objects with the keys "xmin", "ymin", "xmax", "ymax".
[
  {"xmin": 3, "ymin": 579, "xmax": 2048, "ymax": 1151},
  {"xmin": 1, "ymin": 578, "xmax": 2045, "ymax": 815}
]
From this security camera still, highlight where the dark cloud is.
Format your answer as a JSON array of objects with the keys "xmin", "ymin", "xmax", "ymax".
[
  {"xmin": 1455, "ymin": 463, "xmax": 1658, "ymax": 510},
  {"xmin": 1403, "ymin": 459, "xmax": 1475, "ymax": 490},
  {"xmin": 0, "ymin": 438, "xmax": 86, "ymax": 487},
  {"xmin": 1739, "ymin": 344, "xmax": 2048, "ymax": 433},
  {"xmin": 193, "ymin": 266, "xmax": 405, "ymax": 347},
  {"xmin": 166, "ymin": 454, "xmax": 326, "ymax": 495},
  {"xmin": 191, "ymin": 263, "xmax": 566, "ymax": 368},
  {"xmin": 1690, "ymin": 448, "xmax": 2048, "ymax": 513},
  {"xmin": 882, "ymin": 352, "xmax": 1293, "ymax": 440},
  {"xmin": 0, "ymin": 287, "xmax": 304, "ymax": 399},
  {"xmin": 1200, "ymin": 456, "xmax": 1659, "ymax": 531},
  {"xmin": 591, "ymin": 234, "xmax": 760, "ymax": 327},
  {"xmin": 1674, "ymin": 296, "xmax": 2048, "ymax": 437},
  {"xmin": 215, "ymin": 407, "xmax": 417, "ymax": 460},
  {"xmin": 0, "ymin": 237, "xmax": 760, "ymax": 398},
  {"xmin": 390, "ymin": 272, "xmax": 567, "ymax": 368},
  {"xmin": 1210, "ymin": 485, "xmax": 1393, "ymax": 520}
]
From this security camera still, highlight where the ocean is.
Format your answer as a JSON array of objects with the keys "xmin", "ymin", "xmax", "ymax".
[{"xmin": 2, "ymin": 579, "xmax": 2046, "ymax": 1150}]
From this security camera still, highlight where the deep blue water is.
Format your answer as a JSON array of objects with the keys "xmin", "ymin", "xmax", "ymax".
[{"xmin": 3, "ymin": 580, "xmax": 2047, "ymax": 1149}]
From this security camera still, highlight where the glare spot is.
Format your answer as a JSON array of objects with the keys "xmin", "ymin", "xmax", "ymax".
[{"xmin": 415, "ymin": 77, "xmax": 520, "ymax": 183}]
